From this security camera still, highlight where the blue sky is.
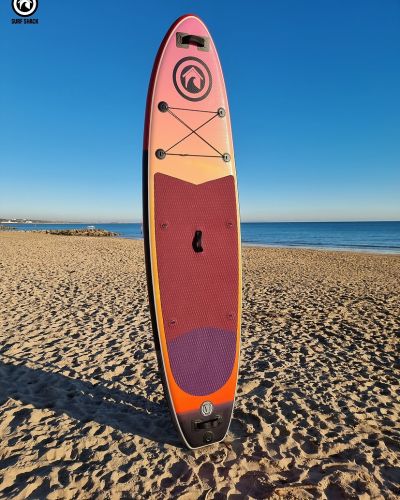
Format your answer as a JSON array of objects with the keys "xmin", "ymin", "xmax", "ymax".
[{"xmin": 1, "ymin": 0, "xmax": 399, "ymax": 222}]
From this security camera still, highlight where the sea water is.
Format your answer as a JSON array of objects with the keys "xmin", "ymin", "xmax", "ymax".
[{"xmin": 7, "ymin": 221, "xmax": 400, "ymax": 254}]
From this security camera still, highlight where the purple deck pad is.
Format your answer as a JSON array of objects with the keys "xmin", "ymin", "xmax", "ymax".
[{"xmin": 168, "ymin": 327, "xmax": 236, "ymax": 396}]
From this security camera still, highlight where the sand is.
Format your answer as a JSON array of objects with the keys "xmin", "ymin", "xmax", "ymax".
[{"xmin": 0, "ymin": 232, "xmax": 399, "ymax": 499}]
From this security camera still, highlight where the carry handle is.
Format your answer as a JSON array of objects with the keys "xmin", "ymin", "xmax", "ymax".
[
  {"xmin": 192, "ymin": 230, "xmax": 203, "ymax": 253},
  {"xmin": 182, "ymin": 34, "xmax": 205, "ymax": 47},
  {"xmin": 192, "ymin": 416, "xmax": 222, "ymax": 430},
  {"xmin": 176, "ymin": 32, "xmax": 209, "ymax": 51}
]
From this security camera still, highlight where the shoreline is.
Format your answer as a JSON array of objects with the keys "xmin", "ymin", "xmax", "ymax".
[
  {"xmin": 2, "ymin": 229, "xmax": 399, "ymax": 255},
  {"xmin": 242, "ymin": 241, "xmax": 400, "ymax": 255}
]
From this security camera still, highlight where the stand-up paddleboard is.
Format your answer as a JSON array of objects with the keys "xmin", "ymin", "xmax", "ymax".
[{"xmin": 143, "ymin": 14, "xmax": 241, "ymax": 449}]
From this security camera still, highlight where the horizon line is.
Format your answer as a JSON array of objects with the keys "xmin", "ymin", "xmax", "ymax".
[{"xmin": 2, "ymin": 219, "xmax": 399, "ymax": 224}]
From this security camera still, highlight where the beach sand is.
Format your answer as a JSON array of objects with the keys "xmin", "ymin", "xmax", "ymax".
[{"xmin": 0, "ymin": 232, "xmax": 399, "ymax": 499}]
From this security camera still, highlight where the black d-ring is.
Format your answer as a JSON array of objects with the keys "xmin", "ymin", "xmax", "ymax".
[
  {"xmin": 155, "ymin": 149, "xmax": 166, "ymax": 160},
  {"xmin": 158, "ymin": 101, "xmax": 169, "ymax": 112}
]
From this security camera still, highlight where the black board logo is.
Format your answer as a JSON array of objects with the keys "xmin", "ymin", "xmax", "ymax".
[
  {"xmin": 12, "ymin": 0, "xmax": 38, "ymax": 17},
  {"xmin": 173, "ymin": 57, "xmax": 212, "ymax": 102}
]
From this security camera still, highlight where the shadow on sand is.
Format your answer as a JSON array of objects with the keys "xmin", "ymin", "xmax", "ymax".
[{"xmin": 0, "ymin": 354, "xmax": 179, "ymax": 447}]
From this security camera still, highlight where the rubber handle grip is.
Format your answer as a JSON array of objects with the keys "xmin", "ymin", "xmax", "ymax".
[{"xmin": 181, "ymin": 34, "xmax": 205, "ymax": 47}]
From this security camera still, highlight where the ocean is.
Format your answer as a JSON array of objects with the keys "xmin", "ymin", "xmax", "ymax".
[{"xmin": 5, "ymin": 221, "xmax": 400, "ymax": 254}]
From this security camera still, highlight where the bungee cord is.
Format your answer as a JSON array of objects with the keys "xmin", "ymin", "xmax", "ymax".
[{"xmin": 155, "ymin": 102, "xmax": 230, "ymax": 162}]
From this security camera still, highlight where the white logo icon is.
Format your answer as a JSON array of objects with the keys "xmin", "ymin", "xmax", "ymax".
[
  {"xmin": 201, "ymin": 401, "xmax": 213, "ymax": 417},
  {"xmin": 12, "ymin": 0, "xmax": 38, "ymax": 17}
]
